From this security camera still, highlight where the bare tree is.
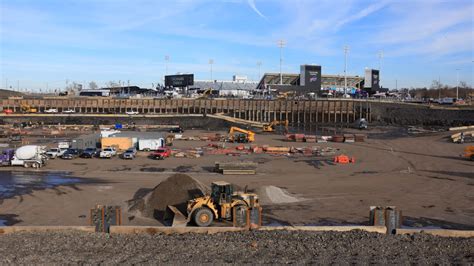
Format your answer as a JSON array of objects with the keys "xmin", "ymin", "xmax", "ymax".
[{"xmin": 89, "ymin": 81, "xmax": 98, "ymax": 90}]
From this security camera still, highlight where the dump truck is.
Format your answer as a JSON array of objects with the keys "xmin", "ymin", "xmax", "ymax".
[
  {"xmin": 262, "ymin": 120, "xmax": 289, "ymax": 133},
  {"xmin": 462, "ymin": 146, "xmax": 474, "ymax": 161},
  {"xmin": 165, "ymin": 181, "xmax": 261, "ymax": 228},
  {"xmin": 228, "ymin": 127, "xmax": 255, "ymax": 143}
]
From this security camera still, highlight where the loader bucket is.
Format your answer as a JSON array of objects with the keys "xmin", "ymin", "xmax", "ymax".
[{"xmin": 163, "ymin": 205, "xmax": 188, "ymax": 227}]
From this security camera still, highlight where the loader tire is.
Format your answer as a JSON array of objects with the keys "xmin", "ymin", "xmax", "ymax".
[{"xmin": 193, "ymin": 207, "xmax": 213, "ymax": 227}]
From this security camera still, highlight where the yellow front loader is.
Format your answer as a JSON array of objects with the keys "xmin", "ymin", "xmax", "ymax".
[{"xmin": 165, "ymin": 181, "xmax": 261, "ymax": 228}]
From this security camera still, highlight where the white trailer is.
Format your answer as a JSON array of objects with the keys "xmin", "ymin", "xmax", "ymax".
[{"xmin": 138, "ymin": 139, "xmax": 164, "ymax": 151}]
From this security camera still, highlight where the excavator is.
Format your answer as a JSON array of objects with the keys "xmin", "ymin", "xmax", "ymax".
[
  {"xmin": 228, "ymin": 126, "xmax": 255, "ymax": 143},
  {"xmin": 164, "ymin": 181, "xmax": 262, "ymax": 227},
  {"xmin": 20, "ymin": 104, "xmax": 37, "ymax": 113},
  {"xmin": 262, "ymin": 120, "xmax": 289, "ymax": 133},
  {"xmin": 277, "ymin": 91, "xmax": 295, "ymax": 100}
]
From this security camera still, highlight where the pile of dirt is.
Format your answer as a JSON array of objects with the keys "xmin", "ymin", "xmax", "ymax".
[
  {"xmin": 255, "ymin": 186, "xmax": 303, "ymax": 205},
  {"xmin": 128, "ymin": 174, "xmax": 210, "ymax": 221}
]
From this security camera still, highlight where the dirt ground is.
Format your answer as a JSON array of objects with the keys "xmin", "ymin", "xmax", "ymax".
[{"xmin": 0, "ymin": 128, "xmax": 473, "ymax": 228}]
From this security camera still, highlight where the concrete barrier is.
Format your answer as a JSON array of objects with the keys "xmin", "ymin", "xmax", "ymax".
[
  {"xmin": 110, "ymin": 226, "xmax": 247, "ymax": 235},
  {"xmin": 258, "ymin": 226, "xmax": 387, "ymax": 234},
  {"xmin": 396, "ymin": 228, "xmax": 474, "ymax": 238},
  {"xmin": 0, "ymin": 226, "xmax": 95, "ymax": 234}
]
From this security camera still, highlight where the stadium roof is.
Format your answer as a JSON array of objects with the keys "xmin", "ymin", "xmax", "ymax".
[
  {"xmin": 256, "ymin": 73, "xmax": 364, "ymax": 90},
  {"xmin": 191, "ymin": 80, "xmax": 258, "ymax": 91}
]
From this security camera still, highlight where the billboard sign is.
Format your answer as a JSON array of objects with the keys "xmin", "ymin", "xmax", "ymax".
[
  {"xmin": 364, "ymin": 69, "xmax": 380, "ymax": 91},
  {"xmin": 300, "ymin": 65, "xmax": 321, "ymax": 91},
  {"xmin": 165, "ymin": 74, "xmax": 194, "ymax": 87}
]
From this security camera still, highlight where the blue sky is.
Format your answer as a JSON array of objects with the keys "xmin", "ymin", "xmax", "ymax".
[{"xmin": 1, "ymin": 0, "xmax": 473, "ymax": 91}]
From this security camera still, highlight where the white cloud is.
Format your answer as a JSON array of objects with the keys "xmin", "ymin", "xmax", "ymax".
[{"xmin": 247, "ymin": 0, "xmax": 267, "ymax": 19}]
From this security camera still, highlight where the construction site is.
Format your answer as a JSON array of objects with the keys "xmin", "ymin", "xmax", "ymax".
[{"xmin": 0, "ymin": 94, "xmax": 473, "ymax": 263}]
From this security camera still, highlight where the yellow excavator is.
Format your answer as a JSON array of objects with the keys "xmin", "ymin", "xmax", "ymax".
[
  {"xmin": 20, "ymin": 104, "xmax": 37, "ymax": 113},
  {"xmin": 197, "ymin": 88, "xmax": 213, "ymax": 99},
  {"xmin": 262, "ymin": 120, "xmax": 289, "ymax": 133},
  {"xmin": 228, "ymin": 126, "xmax": 255, "ymax": 143},
  {"xmin": 165, "ymin": 181, "xmax": 262, "ymax": 227}
]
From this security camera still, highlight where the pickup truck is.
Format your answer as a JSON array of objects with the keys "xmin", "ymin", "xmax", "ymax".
[
  {"xmin": 100, "ymin": 147, "xmax": 117, "ymax": 159},
  {"xmin": 150, "ymin": 147, "xmax": 171, "ymax": 160},
  {"xmin": 46, "ymin": 148, "xmax": 67, "ymax": 159}
]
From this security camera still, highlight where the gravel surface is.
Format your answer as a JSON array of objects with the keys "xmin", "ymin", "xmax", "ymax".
[{"xmin": 0, "ymin": 230, "xmax": 472, "ymax": 264}]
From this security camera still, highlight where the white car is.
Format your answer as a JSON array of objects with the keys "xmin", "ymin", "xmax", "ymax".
[
  {"xmin": 125, "ymin": 110, "xmax": 139, "ymax": 115},
  {"xmin": 44, "ymin": 108, "xmax": 58, "ymax": 113},
  {"xmin": 62, "ymin": 109, "xmax": 75, "ymax": 113},
  {"xmin": 99, "ymin": 147, "xmax": 117, "ymax": 158}
]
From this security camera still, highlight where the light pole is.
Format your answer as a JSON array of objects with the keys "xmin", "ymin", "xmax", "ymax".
[
  {"xmin": 344, "ymin": 45, "xmax": 349, "ymax": 95},
  {"xmin": 257, "ymin": 61, "xmax": 262, "ymax": 81},
  {"xmin": 456, "ymin": 68, "xmax": 460, "ymax": 100},
  {"xmin": 209, "ymin": 59, "xmax": 214, "ymax": 80},
  {"xmin": 378, "ymin": 50, "xmax": 383, "ymax": 87},
  {"xmin": 165, "ymin": 55, "xmax": 170, "ymax": 75},
  {"xmin": 277, "ymin": 39, "xmax": 286, "ymax": 85}
]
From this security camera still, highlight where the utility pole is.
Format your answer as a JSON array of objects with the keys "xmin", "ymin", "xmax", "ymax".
[
  {"xmin": 209, "ymin": 59, "xmax": 214, "ymax": 80},
  {"xmin": 257, "ymin": 61, "xmax": 262, "ymax": 81},
  {"xmin": 456, "ymin": 68, "xmax": 460, "ymax": 100},
  {"xmin": 344, "ymin": 45, "xmax": 349, "ymax": 95},
  {"xmin": 165, "ymin": 55, "xmax": 170, "ymax": 75},
  {"xmin": 277, "ymin": 39, "xmax": 286, "ymax": 85},
  {"xmin": 395, "ymin": 79, "xmax": 397, "ymax": 91},
  {"xmin": 5, "ymin": 79, "xmax": 8, "ymax": 90},
  {"xmin": 17, "ymin": 80, "xmax": 19, "ymax": 91}
]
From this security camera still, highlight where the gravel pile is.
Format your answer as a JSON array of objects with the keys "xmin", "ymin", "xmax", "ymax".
[
  {"xmin": 128, "ymin": 174, "xmax": 210, "ymax": 220},
  {"xmin": 0, "ymin": 230, "xmax": 472, "ymax": 264}
]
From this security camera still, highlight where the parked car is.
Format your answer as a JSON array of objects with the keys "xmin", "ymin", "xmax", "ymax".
[
  {"xmin": 46, "ymin": 148, "xmax": 67, "ymax": 159},
  {"xmin": 125, "ymin": 110, "xmax": 139, "ymax": 115},
  {"xmin": 121, "ymin": 148, "xmax": 137, "ymax": 159},
  {"xmin": 3, "ymin": 109, "xmax": 13, "ymax": 114},
  {"xmin": 44, "ymin": 108, "xmax": 58, "ymax": 113},
  {"xmin": 62, "ymin": 109, "xmax": 76, "ymax": 114},
  {"xmin": 150, "ymin": 147, "xmax": 171, "ymax": 160},
  {"xmin": 169, "ymin": 127, "xmax": 184, "ymax": 133},
  {"xmin": 61, "ymin": 148, "xmax": 82, "ymax": 159},
  {"xmin": 80, "ymin": 147, "xmax": 99, "ymax": 158},
  {"xmin": 100, "ymin": 147, "xmax": 117, "ymax": 158}
]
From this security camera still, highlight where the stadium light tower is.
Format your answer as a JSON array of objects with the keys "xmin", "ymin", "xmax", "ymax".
[
  {"xmin": 456, "ymin": 68, "xmax": 460, "ymax": 100},
  {"xmin": 378, "ymin": 50, "xmax": 383, "ymax": 87},
  {"xmin": 165, "ymin": 55, "xmax": 170, "ymax": 75},
  {"xmin": 344, "ymin": 45, "xmax": 350, "ymax": 95},
  {"xmin": 277, "ymin": 39, "xmax": 286, "ymax": 85},
  {"xmin": 257, "ymin": 61, "xmax": 262, "ymax": 80},
  {"xmin": 209, "ymin": 59, "xmax": 214, "ymax": 80}
]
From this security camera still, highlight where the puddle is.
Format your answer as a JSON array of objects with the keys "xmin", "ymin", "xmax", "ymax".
[{"xmin": 0, "ymin": 171, "xmax": 82, "ymax": 199}]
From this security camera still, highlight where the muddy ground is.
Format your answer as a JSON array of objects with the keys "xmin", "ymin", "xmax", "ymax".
[
  {"xmin": 0, "ymin": 127, "xmax": 473, "ymax": 229},
  {"xmin": 0, "ymin": 230, "xmax": 472, "ymax": 264}
]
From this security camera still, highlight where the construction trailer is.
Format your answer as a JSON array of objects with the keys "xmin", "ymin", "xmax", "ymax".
[{"xmin": 101, "ymin": 137, "xmax": 133, "ymax": 151}]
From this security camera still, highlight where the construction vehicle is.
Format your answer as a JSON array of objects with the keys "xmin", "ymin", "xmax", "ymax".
[
  {"xmin": 228, "ymin": 127, "xmax": 255, "ymax": 143},
  {"xmin": 262, "ymin": 120, "xmax": 289, "ymax": 133},
  {"xmin": 462, "ymin": 146, "xmax": 474, "ymax": 161},
  {"xmin": 165, "ymin": 181, "xmax": 261, "ymax": 227},
  {"xmin": 9, "ymin": 145, "xmax": 47, "ymax": 168},
  {"xmin": 20, "ymin": 104, "xmax": 37, "ymax": 113},
  {"xmin": 197, "ymin": 88, "xmax": 213, "ymax": 99},
  {"xmin": 277, "ymin": 91, "xmax": 295, "ymax": 100}
]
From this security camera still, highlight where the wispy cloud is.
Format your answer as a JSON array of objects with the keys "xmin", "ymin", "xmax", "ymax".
[{"xmin": 247, "ymin": 0, "xmax": 267, "ymax": 19}]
